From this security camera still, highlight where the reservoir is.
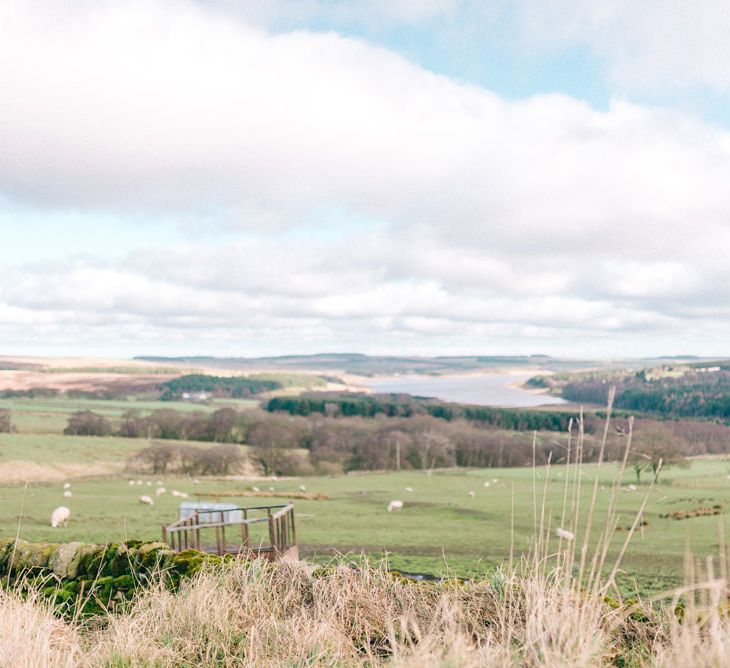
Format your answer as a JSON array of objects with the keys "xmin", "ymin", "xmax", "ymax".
[{"xmin": 366, "ymin": 373, "xmax": 569, "ymax": 408}]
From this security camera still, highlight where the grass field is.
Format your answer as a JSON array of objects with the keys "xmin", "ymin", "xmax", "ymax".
[
  {"xmin": 0, "ymin": 396, "xmax": 259, "ymax": 434},
  {"xmin": 3, "ymin": 455, "xmax": 730, "ymax": 595},
  {"xmin": 2, "ymin": 396, "xmax": 730, "ymax": 596}
]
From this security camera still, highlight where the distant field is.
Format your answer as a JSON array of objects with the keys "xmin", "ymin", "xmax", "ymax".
[
  {"xmin": 2, "ymin": 457, "xmax": 730, "ymax": 595},
  {"xmin": 0, "ymin": 432, "xmax": 252, "ymax": 484},
  {"xmin": 0, "ymin": 396, "xmax": 259, "ymax": 434}
]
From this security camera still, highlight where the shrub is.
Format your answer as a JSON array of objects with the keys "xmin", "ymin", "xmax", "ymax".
[
  {"xmin": 0, "ymin": 409, "xmax": 12, "ymax": 433},
  {"xmin": 127, "ymin": 442, "xmax": 244, "ymax": 476},
  {"xmin": 63, "ymin": 411, "xmax": 112, "ymax": 436}
]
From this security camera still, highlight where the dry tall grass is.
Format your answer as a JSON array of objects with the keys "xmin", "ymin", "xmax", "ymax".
[
  {"xmin": 2, "ymin": 395, "xmax": 730, "ymax": 667},
  {"xmin": 1, "ymin": 555, "xmax": 728, "ymax": 667}
]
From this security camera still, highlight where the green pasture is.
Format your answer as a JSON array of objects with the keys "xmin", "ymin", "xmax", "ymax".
[
  {"xmin": 0, "ymin": 396, "xmax": 259, "ymax": 434},
  {"xmin": 0, "ymin": 433, "xmax": 241, "ymax": 466},
  {"xmin": 2, "ymin": 457, "xmax": 730, "ymax": 595}
]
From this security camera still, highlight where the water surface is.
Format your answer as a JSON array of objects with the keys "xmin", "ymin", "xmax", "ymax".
[{"xmin": 366, "ymin": 373, "xmax": 568, "ymax": 408}]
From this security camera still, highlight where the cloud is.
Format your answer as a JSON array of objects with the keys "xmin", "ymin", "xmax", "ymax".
[
  {"xmin": 205, "ymin": 1, "xmax": 730, "ymax": 96},
  {"xmin": 510, "ymin": 0, "xmax": 730, "ymax": 94},
  {"xmin": 2, "ymin": 0, "xmax": 730, "ymax": 355}
]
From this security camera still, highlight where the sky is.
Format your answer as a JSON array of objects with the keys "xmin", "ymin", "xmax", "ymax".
[{"xmin": 2, "ymin": 0, "xmax": 730, "ymax": 359}]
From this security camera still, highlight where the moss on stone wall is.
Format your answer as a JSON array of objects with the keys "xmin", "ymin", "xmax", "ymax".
[{"xmin": 0, "ymin": 538, "xmax": 227, "ymax": 615}]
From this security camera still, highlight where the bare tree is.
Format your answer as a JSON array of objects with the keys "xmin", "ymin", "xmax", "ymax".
[
  {"xmin": 631, "ymin": 421, "xmax": 689, "ymax": 483},
  {"xmin": 0, "ymin": 409, "xmax": 12, "ymax": 433}
]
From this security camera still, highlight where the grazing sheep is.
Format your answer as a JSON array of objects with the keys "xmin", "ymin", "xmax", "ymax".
[
  {"xmin": 483, "ymin": 481, "xmax": 490, "ymax": 488},
  {"xmin": 146, "ymin": 481, "xmax": 152, "ymax": 486},
  {"xmin": 155, "ymin": 487, "xmax": 166, "ymax": 496},
  {"xmin": 136, "ymin": 480, "xmax": 143, "ymax": 485},
  {"xmin": 139, "ymin": 495, "xmax": 154, "ymax": 506},
  {"xmin": 171, "ymin": 490, "xmax": 189, "ymax": 498},
  {"xmin": 128, "ymin": 480, "xmax": 135, "ymax": 486},
  {"xmin": 268, "ymin": 486, "xmax": 275, "ymax": 492},
  {"xmin": 156, "ymin": 480, "xmax": 163, "ymax": 486},
  {"xmin": 63, "ymin": 482, "xmax": 71, "ymax": 490},
  {"xmin": 492, "ymin": 478, "xmax": 498, "ymax": 483},
  {"xmin": 556, "ymin": 527, "xmax": 574, "ymax": 541},
  {"xmin": 405, "ymin": 486, "xmax": 414, "ymax": 493},
  {"xmin": 627, "ymin": 484, "xmax": 637, "ymax": 492},
  {"xmin": 50, "ymin": 506, "xmax": 70, "ymax": 528},
  {"xmin": 468, "ymin": 491, "xmax": 475, "ymax": 498},
  {"xmin": 298, "ymin": 484, "xmax": 307, "ymax": 492},
  {"xmin": 251, "ymin": 486, "xmax": 260, "ymax": 492},
  {"xmin": 63, "ymin": 490, "xmax": 72, "ymax": 498},
  {"xmin": 387, "ymin": 500, "xmax": 403, "ymax": 512}
]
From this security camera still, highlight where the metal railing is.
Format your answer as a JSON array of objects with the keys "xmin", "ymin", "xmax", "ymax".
[{"xmin": 162, "ymin": 503, "xmax": 296, "ymax": 559}]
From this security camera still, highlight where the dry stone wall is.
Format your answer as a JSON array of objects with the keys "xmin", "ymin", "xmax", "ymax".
[{"xmin": 0, "ymin": 538, "xmax": 227, "ymax": 615}]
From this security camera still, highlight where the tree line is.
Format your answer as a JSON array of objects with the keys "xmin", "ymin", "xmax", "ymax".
[
  {"xmin": 266, "ymin": 394, "xmax": 576, "ymax": 432},
  {"xmin": 559, "ymin": 368, "xmax": 730, "ymax": 419},
  {"xmin": 59, "ymin": 404, "xmax": 730, "ymax": 479},
  {"xmin": 127, "ymin": 442, "xmax": 244, "ymax": 476},
  {"xmin": 64, "ymin": 407, "xmax": 247, "ymax": 442},
  {"xmin": 159, "ymin": 374, "xmax": 282, "ymax": 400}
]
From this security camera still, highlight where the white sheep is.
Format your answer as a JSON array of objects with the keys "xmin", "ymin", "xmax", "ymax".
[
  {"xmin": 627, "ymin": 484, "xmax": 637, "ymax": 492},
  {"xmin": 405, "ymin": 486, "xmax": 414, "ymax": 493},
  {"xmin": 298, "ymin": 484, "xmax": 307, "ymax": 492},
  {"xmin": 146, "ymin": 481, "xmax": 152, "ymax": 486},
  {"xmin": 139, "ymin": 495, "xmax": 154, "ymax": 506},
  {"xmin": 268, "ymin": 486, "xmax": 275, "ymax": 492},
  {"xmin": 171, "ymin": 490, "xmax": 189, "ymax": 498},
  {"xmin": 468, "ymin": 491, "xmax": 475, "ymax": 498},
  {"xmin": 128, "ymin": 480, "xmax": 135, "ymax": 486},
  {"xmin": 387, "ymin": 500, "xmax": 403, "ymax": 512},
  {"xmin": 50, "ymin": 506, "xmax": 70, "ymax": 528},
  {"xmin": 136, "ymin": 480, "xmax": 143, "ymax": 485},
  {"xmin": 251, "ymin": 486, "xmax": 260, "ymax": 492},
  {"xmin": 63, "ymin": 482, "xmax": 71, "ymax": 490},
  {"xmin": 156, "ymin": 480, "xmax": 163, "ymax": 486},
  {"xmin": 155, "ymin": 487, "xmax": 166, "ymax": 496},
  {"xmin": 556, "ymin": 527, "xmax": 575, "ymax": 541},
  {"xmin": 483, "ymin": 481, "xmax": 490, "ymax": 488},
  {"xmin": 63, "ymin": 490, "xmax": 72, "ymax": 498}
]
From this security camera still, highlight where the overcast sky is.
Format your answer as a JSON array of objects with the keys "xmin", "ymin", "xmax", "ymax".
[{"xmin": 2, "ymin": 0, "xmax": 730, "ymax": 358}]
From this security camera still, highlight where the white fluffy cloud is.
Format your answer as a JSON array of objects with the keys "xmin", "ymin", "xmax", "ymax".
[
  {"xmin": 512, "ymin": 0, "xmax": 730, "ymax": 93},
  {"xmin": 2, "ymin": 0, "xmax": 730, "ymax": 356}
]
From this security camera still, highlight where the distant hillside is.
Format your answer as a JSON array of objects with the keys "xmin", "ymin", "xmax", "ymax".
[
  {"xmin": 160, "ymin": 374, "xmax": 282, "ymax": 400},
  {"xmin": 136, "ymin": 353, "xmax": 597, "ymax": 377},
  {"xmin": 538, "ymin": 361, "xmax": 730, "ymax": 419}
]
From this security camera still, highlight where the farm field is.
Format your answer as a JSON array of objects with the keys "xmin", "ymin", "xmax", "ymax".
[
  {"xmin": 0, "ymin": 396, "xmax": 259, "ymax": 434},
  {"xmin": 2, "ymin": 395, "xmax": 730, "ymax": 597},
  {"xmin": 2, "ymin": 456, "xmax": 730, "ymax": 596}
]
